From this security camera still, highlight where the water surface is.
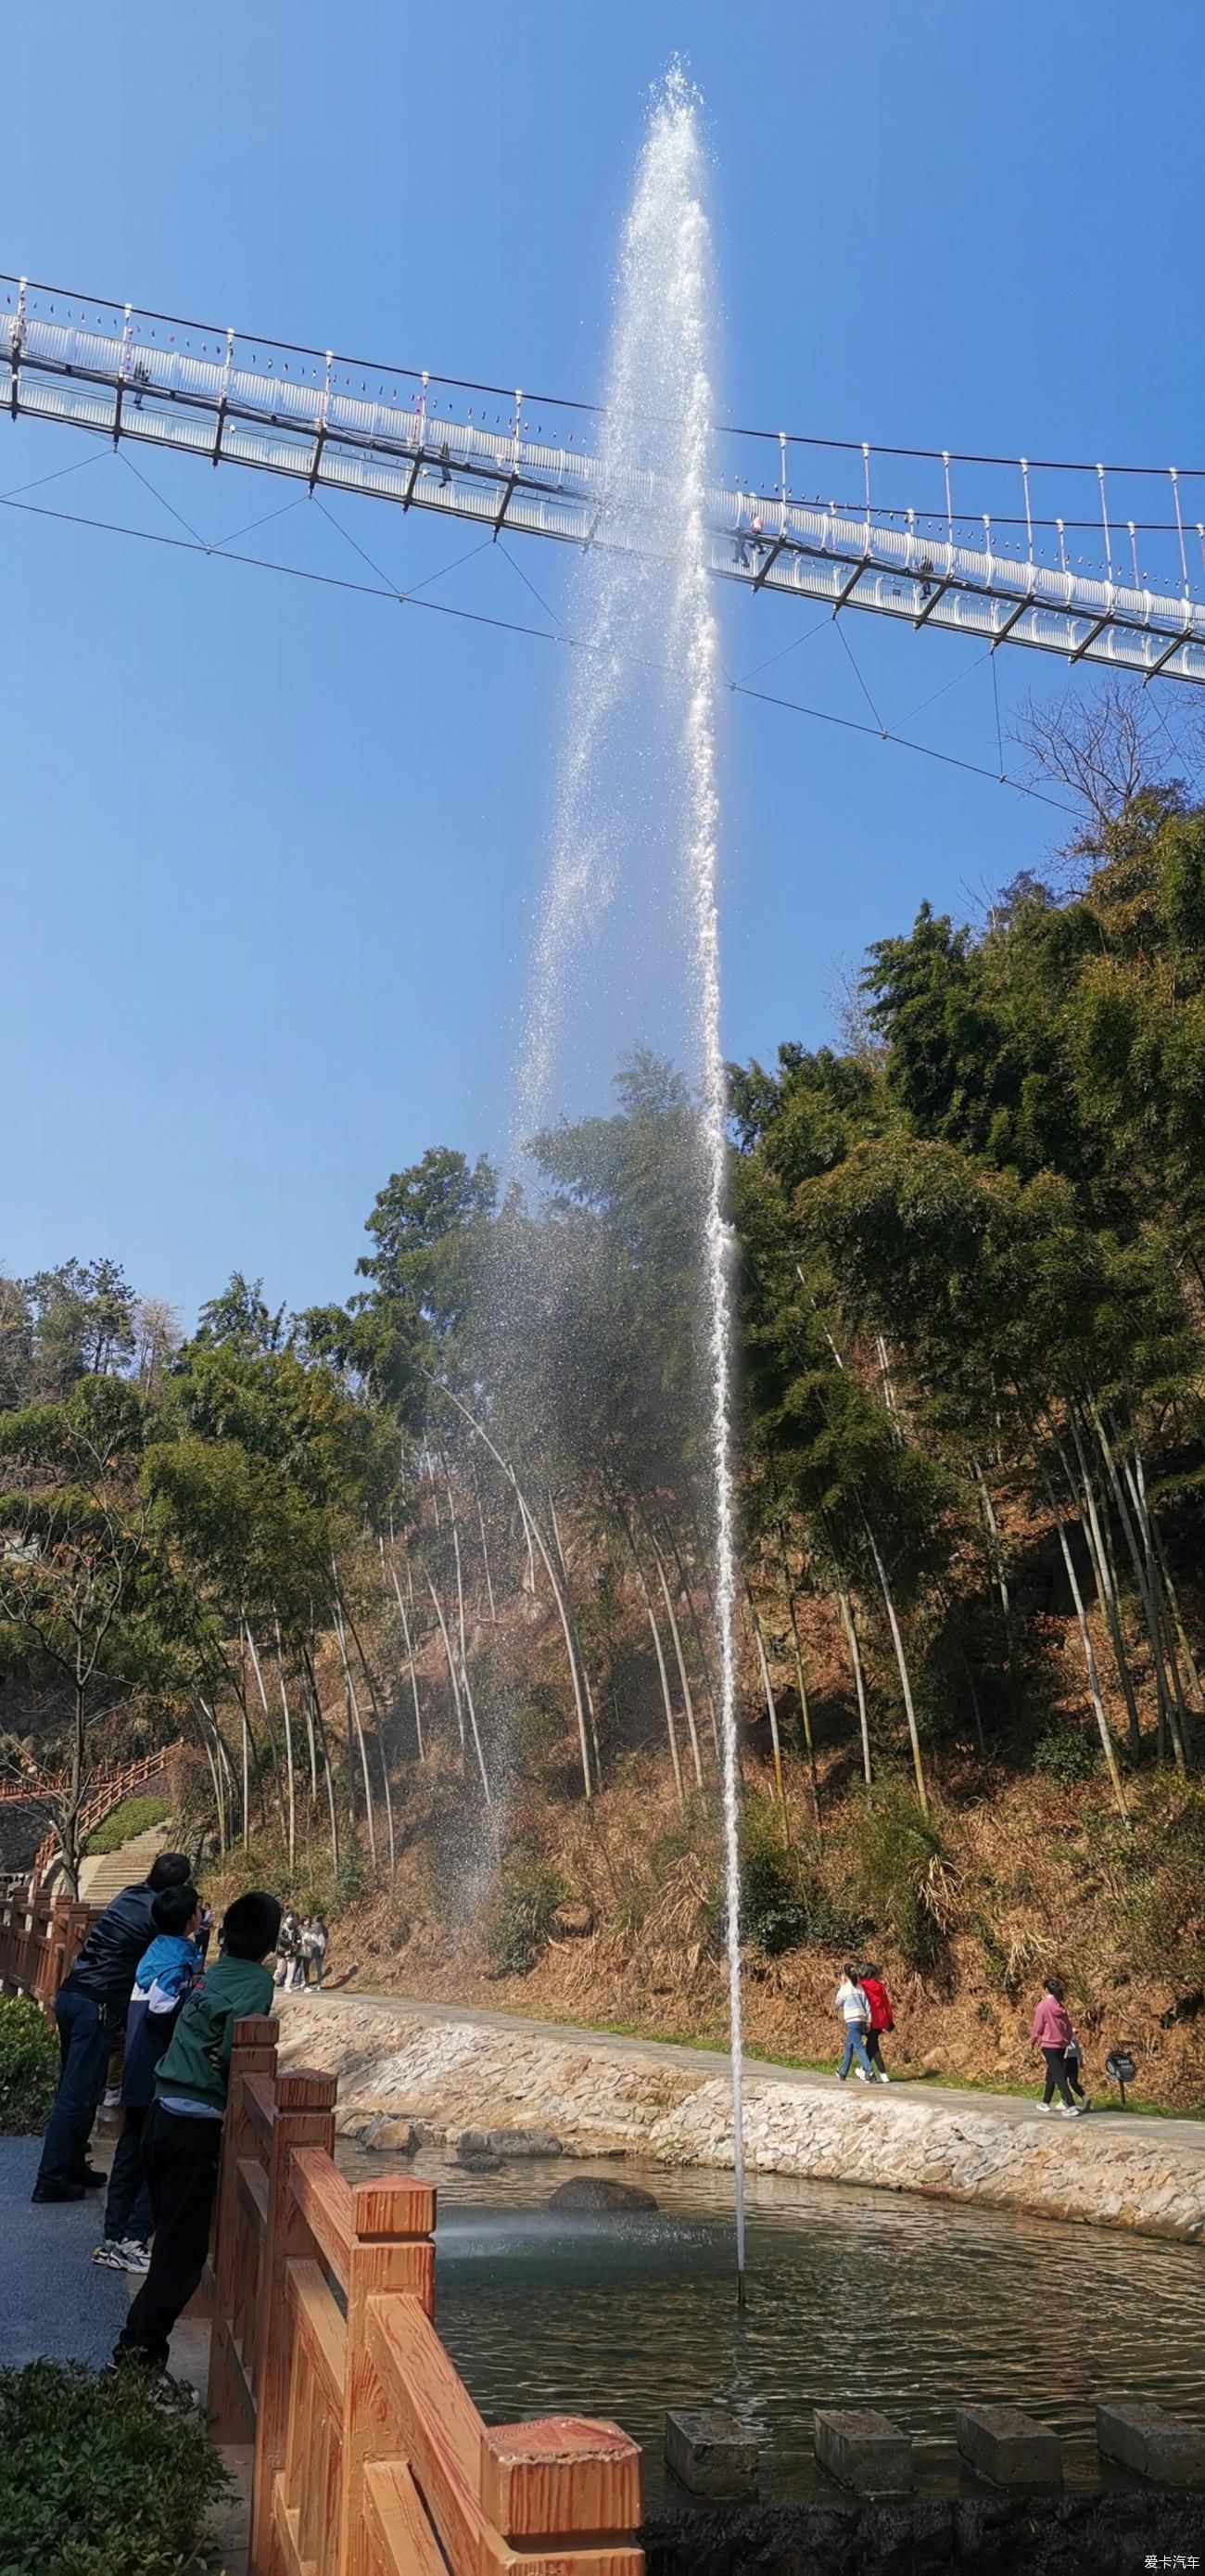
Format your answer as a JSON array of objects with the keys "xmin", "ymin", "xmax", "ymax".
[{"xmin": 340, "ymin": 2144, "xmax": 1205, "ymax": 2498}]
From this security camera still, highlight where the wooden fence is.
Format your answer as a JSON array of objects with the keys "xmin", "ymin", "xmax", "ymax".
[
  {"xmin": 0, "ymin": 1885, "xmax": 97, "ymax": 2008},
  {"xmin": 208, "ymin": 2019, "xmax": 643, "ymax": 2576}
]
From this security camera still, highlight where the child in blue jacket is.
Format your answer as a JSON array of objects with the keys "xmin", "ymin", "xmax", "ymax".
[{"xmin": 93, "ymin": 1881, "xmax": 199, "ymax": 2270}]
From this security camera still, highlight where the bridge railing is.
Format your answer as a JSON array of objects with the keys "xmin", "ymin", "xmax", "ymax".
[
  {"xmin": 31, "ymin": 1742, "xmax": 183, "ymax": 1889},
  {"xmin": 0, "ymin": 1886, "xmax": 97, "ymax": 2007},
  {"xmin": 209, "ymin": 2019, "xmax": 643, "ymax": 2576}
]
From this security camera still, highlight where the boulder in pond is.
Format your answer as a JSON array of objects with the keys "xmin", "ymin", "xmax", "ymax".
[
  {"xmin": 452, "ymin": 2133, "xmax": 505, "ymax": 2173},
  {"xmin": 548, "ymin": 2176, "xmax": 658, "ymax": 2214},
  {"xmin": 485, "ymin": 2127, "xmax": 564, "ymax": 2159}
]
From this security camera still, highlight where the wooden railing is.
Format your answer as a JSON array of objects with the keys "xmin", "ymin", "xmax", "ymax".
[
  {"xmin": 0, "ymin": 1886, "xmax": 98, "ymax": 2007},
  {"xmin": 209, "ymin": 2020, "xmax": 644, "ymax": 2576}
]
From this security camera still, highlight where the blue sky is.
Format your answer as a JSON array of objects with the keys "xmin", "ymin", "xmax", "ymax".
[{"xmin": 6, "ymin": 2, "xmax": 1204, "ymax": 1322}]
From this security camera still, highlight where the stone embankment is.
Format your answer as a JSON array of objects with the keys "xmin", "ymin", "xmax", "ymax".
[{"xmin": 276, "ymin": 1994, "xmax": 1205, "ymax": 2243}]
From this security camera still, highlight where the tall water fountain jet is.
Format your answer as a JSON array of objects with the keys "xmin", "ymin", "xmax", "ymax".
[{"xmin": 511, "ymin": 67, "xmax": 747, "ymax": 2298}]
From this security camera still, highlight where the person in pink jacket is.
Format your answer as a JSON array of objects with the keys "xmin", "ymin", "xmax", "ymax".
[{"xmin": 1029, "ymin": 1978, "xmax": 1083, "ymax": 2116}]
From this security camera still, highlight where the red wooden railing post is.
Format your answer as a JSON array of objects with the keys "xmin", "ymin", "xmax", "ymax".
[
  {"xmin": 248, "ymin": 2066, "xmax": 337, "ymax": 2573},
  {"xmin": 336, "ymin": 2176, "xmax": 437, "ymax": 2576},
  {"xmin": 209, "ymin": 2017, "xmax": 279, "ymax": 2441}
]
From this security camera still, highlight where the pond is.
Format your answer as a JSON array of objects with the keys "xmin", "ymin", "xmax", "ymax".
[{"xmin": 339, "ymin": 2141, "xmax": 1205, "ymax": 2500}]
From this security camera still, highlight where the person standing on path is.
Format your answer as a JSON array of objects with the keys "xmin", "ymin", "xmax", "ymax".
[
  {"xmin": 857, "ymin": 1965, "xmax": 894, "ymax": 2083},
  {"xmin": 1030, "ymin": 1978, "xmax": 1083, "ymax": 2116},
  {"xmin": 833, "ymin": 1966, "xmax": 875, "ymax": 2083},
  {"xmin": 114, "ymin": 1891, "xmax": 281, "ymax": 2375},
  {"xmin": 33, "ymin": 1850, "xmax": 193, "ymax": 2203}
]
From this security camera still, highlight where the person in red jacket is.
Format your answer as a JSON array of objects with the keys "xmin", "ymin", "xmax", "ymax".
[
  {"xmin": 857, "ymin": 1965, "xmax": 894, "ymax": 2084},
  {"xmin": 1029, "ymin": 1977, "xmax": 1082, "ymax": 2115}
]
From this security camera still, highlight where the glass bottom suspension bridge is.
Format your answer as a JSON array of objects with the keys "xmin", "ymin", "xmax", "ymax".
[{"xmin": 5, "ymin": 269, "xmax": 1205, "ymax": 688}]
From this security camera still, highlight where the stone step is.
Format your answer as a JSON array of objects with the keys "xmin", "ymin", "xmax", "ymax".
[{"xmin": 78, "ymin": 1826, "xmax": 170, "ymax": 1904}]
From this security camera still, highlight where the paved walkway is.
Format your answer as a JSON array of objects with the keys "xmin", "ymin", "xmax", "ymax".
[
  {"xmin": 0, "ymin": 2138, "xmax": 127, "ymax": 2368},
  {"xmin": 304, "ymin": 1984, "xmax": 1203, "ymax": 2147}
]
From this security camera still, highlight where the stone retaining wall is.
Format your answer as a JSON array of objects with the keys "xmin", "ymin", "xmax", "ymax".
[{"xmin": 276, "ymin": 1997, "xmax": 1205, "ymax": 2243}]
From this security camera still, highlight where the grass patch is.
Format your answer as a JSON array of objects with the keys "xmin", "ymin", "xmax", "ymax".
[{"xmin": 84, "ymin": 1794, "xmax": 170, "ymax": 1856}]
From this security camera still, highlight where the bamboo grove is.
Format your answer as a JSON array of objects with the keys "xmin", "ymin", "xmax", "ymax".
[{"xmin": 2, "ymin": 746, "xmax": 1204, "ymax": 1886}]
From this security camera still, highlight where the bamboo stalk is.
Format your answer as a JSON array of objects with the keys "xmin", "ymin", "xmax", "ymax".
[
  {"xmin": 862, "ymin": 1519, "xmax": 929, "ymax": 1817},
  {"xmin": 838, "ymin": 1588, "xmax": 872, "ymax": 1787},
  {"xmin": 746, "ymin": 1586, "xmax": 788, "ymax": 1829},
  {"xmin": 272, "ymin": 1616, "xmax": 297, "ymax": 1876},
  {"xmin": 1040, "ymin": 1466, "xmax": 1131, "ymax": 1827},
  {"xmin": 777, "ymin": 1526, "xmax": 821, "ymax": 1827}
]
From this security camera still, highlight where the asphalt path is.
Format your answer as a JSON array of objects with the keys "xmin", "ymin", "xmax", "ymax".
[{"xmin": 0, "ymin": 2137, "xmax": 127, "ymax": 2368}]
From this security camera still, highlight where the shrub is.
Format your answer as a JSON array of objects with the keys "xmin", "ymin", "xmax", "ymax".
[
  {"xmin": 0, "ymin": 1994, "xmax": 58, "ymax": 2133},
  {"xmin": 1034, "ymin": 1723, "xmax": 1097, "ymax": 1786},
  {"xmin": 510, "ymin": 1700, "xmax": 567, "ymax": 1783},
  {"xmin": 0, "ymin": 2357, "xmax": 225, "ymax": 2574},
  {"xmin": 484, "ymin": 1851, "xmax": 564, "ymax": 1975},
  {"xmin": 739, "ymin": 1802, "xmax": 864, "ymax": 1957},
  {"xmin": 858, "ymin": 1780, "xmax": 949, "ymax": 1970},
  {"xmin": 83, "ymin": 1794, "xmax": 171, "ymax": 1856},
  {"xmin": 740, "ymin": 1804, "xmax": 810, "ymax": 1955}
]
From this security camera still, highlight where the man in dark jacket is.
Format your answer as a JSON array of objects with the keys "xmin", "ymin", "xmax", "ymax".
[{"xmin": 33, "ymin": 1850, "xmax": 192, "ymax": 2202}]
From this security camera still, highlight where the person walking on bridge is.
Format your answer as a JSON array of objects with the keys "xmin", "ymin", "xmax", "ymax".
[{"xmin": 33, "ymin": 1849, "xmax": 193, "ymax": 2202}]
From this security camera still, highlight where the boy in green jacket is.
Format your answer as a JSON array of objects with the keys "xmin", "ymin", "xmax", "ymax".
[{"xmin": 114, "ymin": 1890, "xmax": 281, "ymax": 2372}]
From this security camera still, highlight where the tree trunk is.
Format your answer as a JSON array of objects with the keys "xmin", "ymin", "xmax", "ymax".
[
  {"xmin": 619, "ymin": 1505, "xmax": 684, "ymax": 1807},
  {"xmin": 425, "ymin": 1573, "xmax": 465, "ymax": 1751},
  {"xmin": 650, "ymin": 1523, "xmax": 704, "ymax": 1791},
  {"xmin": 1059, "ymin": 1413, "xmax": 1142, "ymax": 1761},
  {"xmin": 778, "ymin": 1526, "xmax": 821, "ymax": 1828},
  {"xmin": 838, "ymin": 1588, "xmax": 872, "ymax": 1786},
  {"xmin": 1040, "ymin": 1467, "xmax": 1131, "ymax": 1826},
  {"xmin": 196, "ymin": 1700, "xmax": 226, "ymax": 1855},
  {"xmin": 655, "ymin": 1501, "xmax": 720, "ymax": 1759},
  {"xmin": 862, "ymin": 1520, "xmax": 929, "ymax": 1816},
  {"xmin": 272, "ymin": 1620, "xmax": 297, "ymax": 1876},
  {"xmin": 1091, "ymin": 1406, "xmax": 1184, "ymax": 1771},
  {"xmin": 971, "ymin": 1455, "xmax": 1011, "ymax": 1645},
  {"xmin": 383, "ymin": 1541, "xmax": 425, "ymax": 1760},
  {"xmin": 415, "ymin": 1371, "xmax": 593, "ymax": 1800},
  {"xmin": 476, "ymin": 1479, "xmax": 498, "ymax": 1623},
  {"xmin": 333, "ymin": 1594, "xmax": 377, "ymax": 1868},
  {"xmin": 452, "ymin": 1515, "xmax": 492, "ymax": 1815},
  {"xmin": 244, "ymin": 1623, "xmax": 286, "ymax": 1830},
  {"xmin": 746, "ymin": 1586, "xmax": 788, "ymax": 1829}
]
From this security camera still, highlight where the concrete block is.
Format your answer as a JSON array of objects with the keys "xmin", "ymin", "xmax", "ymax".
[
  {"xmin": 955, "ymin": 2404, "xmax": 1062, "ymax": 2489},
  {"xmin": 814, "ymin": 2406, "xmax": 913, "ymax": 2496},
  {"xmin": 665, "ymin": 2407, "xmax": 758, "ymax": 2500},
  {"xmin": 1097, "ymin": 2402, "xmax": 1205, "ymax": 2490}
]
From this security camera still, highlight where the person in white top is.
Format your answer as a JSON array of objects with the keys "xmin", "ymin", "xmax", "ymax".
[{"xmin": 832, "ymin": 1965, "xmax": 875, "ymax": 2083}]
